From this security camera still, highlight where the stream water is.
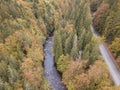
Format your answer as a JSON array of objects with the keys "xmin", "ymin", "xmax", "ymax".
[{"xmin": 44, "ymin": 36, "xmax": 67, "ymax": 90}]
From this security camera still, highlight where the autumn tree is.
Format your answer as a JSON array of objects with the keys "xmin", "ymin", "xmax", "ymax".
[
  {"xmin": 110, "ymin": 38, "xmax": 120, "ymax": 57},
  {"xmin": 93, "ymin": 2, "xmax": 109, "ymax": 35}
]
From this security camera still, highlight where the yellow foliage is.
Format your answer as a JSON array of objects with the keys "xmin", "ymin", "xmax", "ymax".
[{"xmin": 110, "ymin": 38, "xmax": 120, "ymax": 57}]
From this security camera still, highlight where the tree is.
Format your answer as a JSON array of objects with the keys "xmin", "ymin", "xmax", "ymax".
[
  {"xmin": 93, "ymin": 2, "xmax": 109, "ymax": 34},
  {"xmin": 62, "ymin": 60, "xmax": 87, "ymax": 90},
  {"xmin": 21, "ymin": 58, "xmax": 43, "ymax": 89},
  {"xmin": 57, "ymin": 55, "xmax": 71, "ymax": 73},
  {"xmin": 90, "ymin": 0, "xmax": 103, "ymax": 12},
  {"xmin": 82, "ymin": 38, "xmax": 99, "ymax": 66},
  {"xmin": 0, "ymin": 78, "xmax": 4, "ymax": 90},
  {"xmin": 4, "ymin": 82, "xmax": 13, "ymax": 90},
  {"xmin": 64, "ymin": 32, "xmax": 74, "ymax": 55},
  {"xmin": 88, "ymin": 61, "xmax": 112, "ymax": 90},
  {"xmin": 0, "ymin": 61, "xmax": 8, "ymax": 81},
  {"xmin": 110, "ymin": 38, "xmax": 120, "ymax": 57},
  {"xmin": 8, "ymin": 66, "xmax": 19, "ymax": 85},
  {"xmin": 53, "ymin": 31, "xmax": 63, "ymax": 62},
  {"xmin": 71, "ymin": 34, "xmax": 78, "ymax": 59}
]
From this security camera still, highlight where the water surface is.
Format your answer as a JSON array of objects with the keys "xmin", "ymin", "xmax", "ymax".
[{"xmin": 44, "ymin": 36, "xmax": 67, "ymax": 90}]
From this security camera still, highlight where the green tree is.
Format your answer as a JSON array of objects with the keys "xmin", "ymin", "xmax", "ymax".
[
  {"xmin": 53, "ymin": 31, "xmax": 63, "ymax": 62},
  {"xmin": 64, "ymin": 33, "xmax": 74, "ymax": 55},
  {"xmin": 4, "ymin": 82, "xmax": 13, "ymax": 90},
  {"xmin": 110, "ymin": 38, "xmax": 120, "ymax": 57}
]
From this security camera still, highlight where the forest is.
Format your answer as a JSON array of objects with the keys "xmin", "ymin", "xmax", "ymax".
[{"xmin": 0, "ymin": 0, "xmax": 120, "ymax": 90}]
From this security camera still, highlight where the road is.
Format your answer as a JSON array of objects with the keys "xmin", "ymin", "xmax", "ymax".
[{"xmin": 91, "ymin": 25, "xmax": 120, "ymax": 86}]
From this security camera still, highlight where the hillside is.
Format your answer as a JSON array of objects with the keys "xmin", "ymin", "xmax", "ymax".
[
  {"xmin": 0, "ymin": 0, "xmax": 49, "ymax": 89},
  {"xmin": 0, "ymin": 0, "xmax": 120, "ymax": 90},
  {"xmin": 92, "ymin": 0, "xmax": 120, "ymax": 68}
]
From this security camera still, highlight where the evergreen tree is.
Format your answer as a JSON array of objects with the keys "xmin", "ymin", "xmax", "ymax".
[{"xmin": 53, "ymin": 30, "xmax": 63, "ymax": 62}]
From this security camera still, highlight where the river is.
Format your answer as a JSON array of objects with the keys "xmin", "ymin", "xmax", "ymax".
[{"xmin": 44, "ymin": 36, "xmax": 67, "ymax": 90}]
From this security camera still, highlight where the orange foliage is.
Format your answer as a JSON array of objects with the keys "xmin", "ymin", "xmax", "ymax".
[
  {"xmin": 88, "ymin": 60, "xmax": 109, "ymax": 80},
  {"xmin": 62, "ymin": 58, "xmax": 112, "ymax": 90},
  {"xmin": 94, "ymin": 2, "xmax": 109, "ymax": 28},
  {"xmin": 21, "ymin": 58, "xmax": 42, "ymax": 88},
  {"xmin": 63, "ymin": 60, "xmax": 87, "ymax": 89},
  {"xmin": 73, "ymin": 73, "xmax": 90, "ymax": 90}
]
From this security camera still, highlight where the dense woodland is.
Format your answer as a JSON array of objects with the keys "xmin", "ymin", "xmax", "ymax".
[
  {"xmin": 92, "ymin": 0, "xmax": 120, "ymax": 68},
  {"xmin": 0, "ymin": 0, "xmax": 120, "ymax": 90}
]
